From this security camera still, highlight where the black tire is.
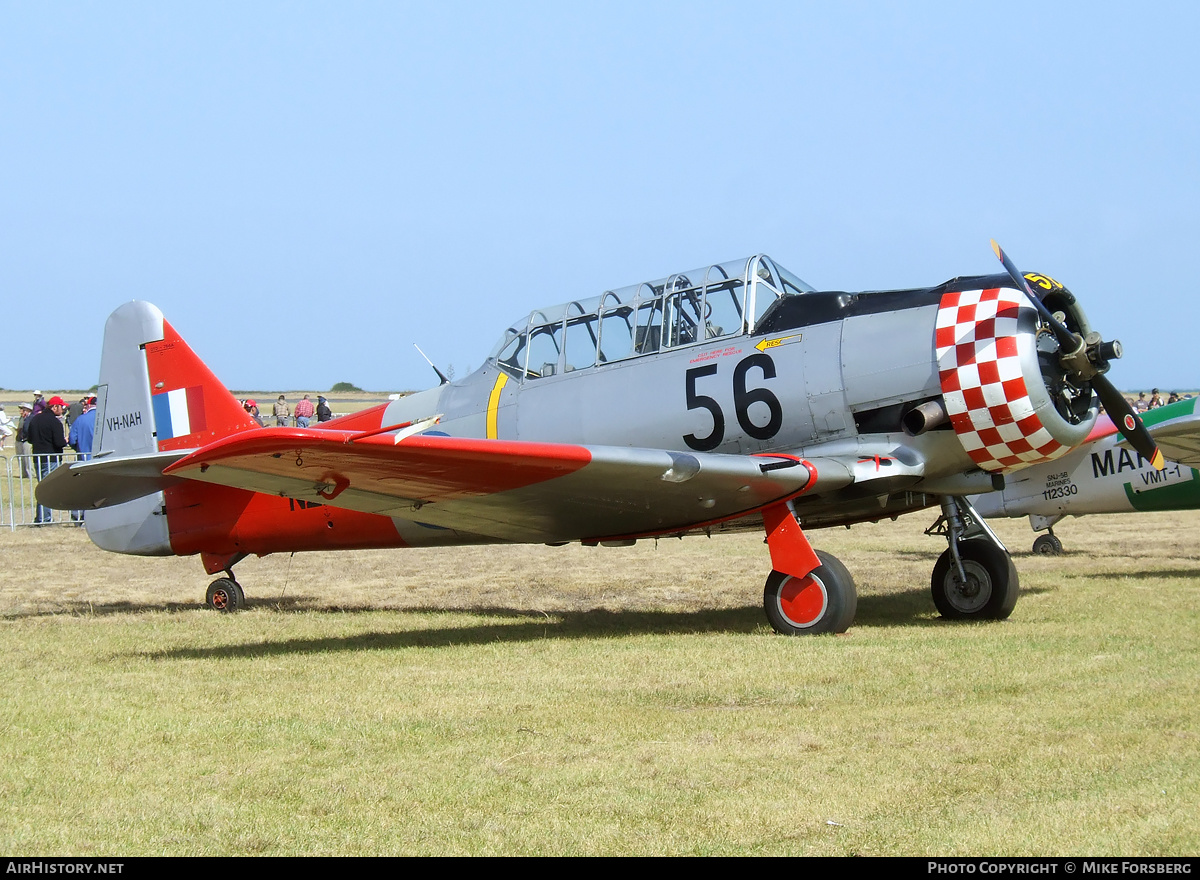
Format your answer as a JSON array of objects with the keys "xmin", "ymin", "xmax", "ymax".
[
  {"xmin": 763, "ymin": 550, "xmax": 857, "ymax": 635},
  {"xmin": 206, "ymin": 578, "xmax": 245, "ymax": 613},
  {"xmin": 1032, "ymin": 533, "xmax": 1063, "ymax": 556},
  {"xmin": 931, "ymin": 539, "xmax": 1019, "ymax": 620}
]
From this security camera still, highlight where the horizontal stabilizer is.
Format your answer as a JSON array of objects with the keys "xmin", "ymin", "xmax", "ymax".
[{"xmin": 35, "ymin": 451, "xmax": 192, "ymax": 510}]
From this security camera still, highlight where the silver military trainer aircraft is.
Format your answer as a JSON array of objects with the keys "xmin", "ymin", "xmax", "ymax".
[{"xmin": 38, "ymin": 242, "xmax": 1162, "ymax": 633}]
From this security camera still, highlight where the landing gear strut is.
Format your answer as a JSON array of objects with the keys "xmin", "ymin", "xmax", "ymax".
[
  {"xmin": 926, "ymin": 496, "xmax": 1019, "ymax": 620},
  {"xmin": 760, "ymin": 501, "xmax": 857, "ymax": 635}
]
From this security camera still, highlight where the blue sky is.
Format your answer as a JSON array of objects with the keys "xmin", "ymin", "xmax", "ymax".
[{"xmin": 3, "ymin": 1, "xmax": 1197, "ymax": 393}]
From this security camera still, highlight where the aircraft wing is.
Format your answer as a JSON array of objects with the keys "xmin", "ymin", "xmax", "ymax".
[
  {"xmin": 1143, "ymin": 418, "xmax": 1200, "ymax": 466},
  {"xmin": 150, "ymin": 428, "xmax": 860, "ymax": 542},
  {"xmin": 1096, "ymin": 398, "xmax": 1200, "ymax": 467}
]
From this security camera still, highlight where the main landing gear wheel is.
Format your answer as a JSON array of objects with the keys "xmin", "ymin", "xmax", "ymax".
[
  {"xmin": 206, "ymin": 577, "xmax": 245, "ymax": 613},
  {"xmin": 764, "ymin": 550, "xmax": 857, "ymax": 635},
  {"xmin": 931, "ymin": 539, "xmax": 1018, "ymax": 621},
  {"xmin": 1032, "ymin": 533, "xmax": 1063, "ymax": 555}
]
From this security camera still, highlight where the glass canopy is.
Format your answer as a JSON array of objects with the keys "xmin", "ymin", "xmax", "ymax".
[{"xmin": 489, "ymin": 254, "xmax": 812, "ymax": 380}]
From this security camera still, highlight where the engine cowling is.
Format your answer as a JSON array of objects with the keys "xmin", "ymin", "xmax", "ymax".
[{"xmin": 935, "ymin": 281, "xmax": 1097, "ymax": 473}]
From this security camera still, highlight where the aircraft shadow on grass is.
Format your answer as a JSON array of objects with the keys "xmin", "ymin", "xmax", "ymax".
[
  {"xmin": 10, "ymin": 571, "xmax": 1074, "ymax": 634},
  {"xmin": 1073, "ymin": 568, "xmax": 1200, "ymax": 582},
  {"xmin": 109, "ymin": 589, "xmax": 961, "ymax": 661}
]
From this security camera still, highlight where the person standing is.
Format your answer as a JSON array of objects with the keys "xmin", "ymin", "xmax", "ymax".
[
  {"xmin": 68, "ymin": 396, "xmax": 97, "ymax": 524},
  {"xmin": 69, "ymin": 396, "xmax": 97, "ymax": 461},
  {"xmin": 26, "ymin": 395, "xmax": 68, "ymax": 523},
  {"xmin": 316, "ymin": 395, "xmax": 332, "ymax": 423},
  {"xmin": 65, "ymin": 396, "xmax": 84, "ymax": 429},
  {"xmin": 294, "ymin": 394, "xmax": 315, "ymax": 428},
  {"xmin": 0, "ymin": 405, "xmax": 14, "ymax": 449},
  {"xmin": 273, "ymin": 394, "xmax": 290, "ymax": 427},
  {"xmin": 14, "ymin": 402, "xmax": 34, "ymax": 477}
]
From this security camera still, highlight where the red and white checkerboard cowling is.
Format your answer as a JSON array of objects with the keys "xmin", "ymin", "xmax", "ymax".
[{"xmin": 935, "ymin": 287, "xmax": 1072, "ymax": 473}]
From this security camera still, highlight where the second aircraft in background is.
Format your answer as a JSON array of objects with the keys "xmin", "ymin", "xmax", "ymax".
[{"xmin": 972, "ymin": 395, "xmax": 1200, "ymax": 553}]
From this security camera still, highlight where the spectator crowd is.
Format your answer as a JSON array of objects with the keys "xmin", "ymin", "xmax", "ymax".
[
  {"xmin": 1129, "ymin": 389, "xmax": 1190, "ymax": 413},
  {"xmin": 0, "ymin": 391, "xmax": 97, "ymax": 523},
  {"xmin": 240, "ymin": 393, "xmax": 333, "ymax": 427}
]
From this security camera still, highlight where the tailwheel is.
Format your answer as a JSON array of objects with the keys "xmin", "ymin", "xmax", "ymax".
[
  {"xmin": 763, "ymin": 550, "xmax": 857, "ymax": 635},
  {"xmin": 1032, "ymin": 532, "xmax": 1063, "ymax": 555},
  {"xmin": 206, "ymin": 577, "xmax": 245, "ymax": 613},
  {"xmin": 931, "ymin": 539, "xmax": 1018, "ymax": 621}
]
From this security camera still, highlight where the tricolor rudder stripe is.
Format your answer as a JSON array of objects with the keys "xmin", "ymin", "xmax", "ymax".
[
  {"xmin": 935, "ymin": 287, "xmax": 1068, "ymax": 472},
  {"xmin": 152, "ymin": 385, "xmax": 208, "ymax": 440}
]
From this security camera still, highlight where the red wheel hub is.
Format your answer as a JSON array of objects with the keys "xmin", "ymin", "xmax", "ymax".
[{"xmin": 779, "ymin": 574, "xmax": 827, "ymax": 627}]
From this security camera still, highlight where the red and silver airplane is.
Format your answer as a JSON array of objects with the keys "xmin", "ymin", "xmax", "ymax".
[{"xmin": 38, "ymin": 243, "xmax": 1162, "ymax": 633}]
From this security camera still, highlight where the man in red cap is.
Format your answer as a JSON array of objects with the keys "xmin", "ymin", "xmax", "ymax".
[
  {"xmin": 243, "ymin": 398, "xmax": 264, "ymax": 427},
  {"xmin": 26, "ymin": 395, "xmax": 68, "ymax": 523}
]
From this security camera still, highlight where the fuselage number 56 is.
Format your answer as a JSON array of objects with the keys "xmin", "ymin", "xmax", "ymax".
[{"xmin": 683, "ymin": 353, "xmax": 783, "ymax": 451}]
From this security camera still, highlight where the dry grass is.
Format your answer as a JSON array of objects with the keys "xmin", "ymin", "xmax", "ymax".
[{"xmin": 1, "ymin": 511, "xmax": 1198, "ymax": 855}]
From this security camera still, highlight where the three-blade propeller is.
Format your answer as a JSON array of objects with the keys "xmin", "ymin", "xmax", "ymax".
[{"xmin": 989, "ymin": 240, "xmax": 1164, "ymax": 470}]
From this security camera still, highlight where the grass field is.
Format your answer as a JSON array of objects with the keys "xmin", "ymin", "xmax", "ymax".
[{"xmin": 1, "ymin": 509, "xmax": 1197, "ymax": 855}]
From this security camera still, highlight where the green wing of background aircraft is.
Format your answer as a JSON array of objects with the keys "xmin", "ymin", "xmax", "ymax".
[{"xmin": 971, "ymin": 396, "xmax": 1200, "ymax": 553}]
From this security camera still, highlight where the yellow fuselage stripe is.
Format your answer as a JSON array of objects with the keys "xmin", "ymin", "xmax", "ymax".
[{"xmin": 487, "ymin": 373, "xmax": 509, "ymax": 439}]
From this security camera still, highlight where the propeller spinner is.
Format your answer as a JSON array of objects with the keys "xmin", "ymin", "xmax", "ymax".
[{"xmin": 989, "ymin": 240, "xmax": 1164, "ymax": 470}]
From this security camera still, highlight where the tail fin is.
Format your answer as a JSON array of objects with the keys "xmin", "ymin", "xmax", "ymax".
[
  {"xmin": 94, "ymin": 301, "xmax": 256, "ymax": 458},
  {"xmin": 80, "ymin": 302, "xmax": 256, "ymax": 555}
]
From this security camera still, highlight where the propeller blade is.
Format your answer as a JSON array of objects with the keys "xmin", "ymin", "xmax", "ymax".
[
  {"xmin": 989, "ymin": 240, "xmax": 1077, "ymax": 351},
  {"xmin": 1093, "ymin": 374, "xmax": 1165, "ymax": 469},
  {"xmin": 988, "ymin": 240, "xmax": 1165, "ymax": 470}
]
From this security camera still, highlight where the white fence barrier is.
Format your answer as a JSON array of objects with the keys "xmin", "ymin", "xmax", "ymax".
[{"xmin": 1, "ymin": 453, "xmax": 87, "ymax": 530}]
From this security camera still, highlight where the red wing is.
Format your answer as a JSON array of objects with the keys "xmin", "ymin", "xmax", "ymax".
[{"xmin": 162, "ymin": 427, "xmax": 843, "ymax": 542}]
